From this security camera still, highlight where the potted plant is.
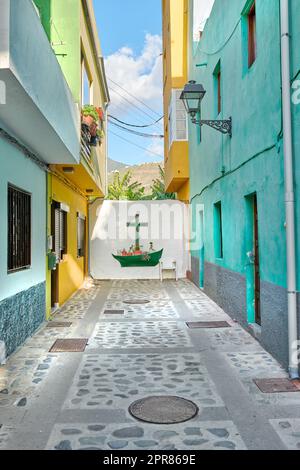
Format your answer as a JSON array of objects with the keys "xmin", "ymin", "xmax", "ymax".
[
  {"xmin": 97, "ymin": 128, "xmax": 104, "ymax": 144},
  {"xmin": 89, "ymin": 135, "xmax": 98, "ymax": 147},
  {"xmin": 96, "ymin": 107, "xmax": 105, "ymax": 122},
  {"xmin": 89, "ymin": 121, "xmax": 98, "ymax": 137},
  {"xmin": 82, "ymin": 105, "xmax": 99, "ymax": 127}
]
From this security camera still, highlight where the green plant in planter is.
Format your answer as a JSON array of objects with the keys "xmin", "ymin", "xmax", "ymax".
[
  {"xmin": 97, "ymin": 129, "xmax": 104, "ymax": 139},
  {"xmin": 82, "ymin": 105, "xmax": 99, "ymax": 123}
]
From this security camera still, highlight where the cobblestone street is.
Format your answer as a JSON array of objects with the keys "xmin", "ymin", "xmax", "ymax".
[{"xmin": 1, "ymin": 279, "xmax": 300, "ymax": 450}]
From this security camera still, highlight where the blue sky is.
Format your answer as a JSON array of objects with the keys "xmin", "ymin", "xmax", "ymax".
[{"xmin": 93, "ymin": 0, "xmax": 164, "ymax": 166}]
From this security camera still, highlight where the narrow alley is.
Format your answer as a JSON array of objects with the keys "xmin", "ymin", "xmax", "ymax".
[{"xmin": 1, "ymin": 278, "xmax": 300, "ymax": 451}]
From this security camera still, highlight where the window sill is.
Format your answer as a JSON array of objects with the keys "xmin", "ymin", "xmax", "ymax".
[
  {"xmin": 243, "ymin": 59, "xmax": 257, "ymax": 77},
  {"xmin": 8, "ymin": 266, "xmax": 31, "ymax": 275}
]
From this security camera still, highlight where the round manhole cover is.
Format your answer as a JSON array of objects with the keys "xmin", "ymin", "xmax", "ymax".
[
  {"xmin": 123, "ymin": 299, "xmax": 150, "ymax": 305},
  {"xmin": 129, "ymin": 396, "xmax": 199, "ymax": 424}
]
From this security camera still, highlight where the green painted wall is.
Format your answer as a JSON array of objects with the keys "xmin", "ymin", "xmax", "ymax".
[
  {"xmin": 188, "ymin": 0, "xmax": 299, "ymax": 293},
  {"xmin": 34, "ymin": 0, "xmax": 81, "ymax": 104}
]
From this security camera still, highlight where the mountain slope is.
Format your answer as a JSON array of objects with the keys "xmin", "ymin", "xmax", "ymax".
[{"xmin": 108, "ymin": 161, "xmax": 163, "ymax": 196}]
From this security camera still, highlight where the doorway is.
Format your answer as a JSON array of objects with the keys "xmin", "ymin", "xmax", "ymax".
[
  {"xmin": 253, "ymin": 195, "xmax": 261, "ymax": 325},
  {"xmin": 245, "ymin": 193, "xmax": 261, "ymax": 325},
  {"xmin": 51, "ymin": 202, "xmax": 59, "ymax": 309}
]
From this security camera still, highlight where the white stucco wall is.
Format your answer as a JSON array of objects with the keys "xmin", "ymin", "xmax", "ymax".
[{"xmin": 89, "ymin": 200, "xmax": 189, "ymax": 280}]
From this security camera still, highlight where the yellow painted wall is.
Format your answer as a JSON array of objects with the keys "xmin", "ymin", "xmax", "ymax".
[
  {"xmin": 177, "ymin": 180, "xmax": 190, "ymax": 203},
  {"xmin": 165, "ymin": 140, "xmax": 189, "ymax": 190},
  {"xmin": 162, "ymin": 0, "xmax": 190, "ymax": 202},
  {"xmin": 51, "ymin": 174, "xmax": 88, "ymax": 306}
]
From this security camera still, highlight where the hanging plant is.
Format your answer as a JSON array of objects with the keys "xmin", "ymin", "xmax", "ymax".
[
  {"xmin": 89, "ymin": 135, "xmax": 98, "ymax": 147},
  {"xmin": 82, "ymin": 105, "xmax": 99, "ymax": 122},
  {"xmin": 96, "ymin": 107, "xmax": 105, "ymax": 122}
]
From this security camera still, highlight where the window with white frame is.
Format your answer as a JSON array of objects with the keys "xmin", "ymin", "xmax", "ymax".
[
  {"xmin": 168, "ymin": 89, "xmax": 188, "ymax": 148},
  {"xmin": 81, "ymin": 54, "xmax": 93, "ymax": 106}
]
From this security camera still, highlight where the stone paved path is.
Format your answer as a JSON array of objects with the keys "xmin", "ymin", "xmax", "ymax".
[{"xmin": 1, "ymin": 279, "xmax": 300, "ymax": 450}]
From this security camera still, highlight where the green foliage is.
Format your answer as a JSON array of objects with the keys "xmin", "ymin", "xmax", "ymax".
[
  {"xmin": 107, "ymin": 170, "xmax": 145, "ymax": 201},
  {"xmin": 107, "ymin": 166, "xmax": 176, "ymax": 201},
  {"xmin": 82, "ymin": 105, "xmax": 99, "ymax": 122},
  {"xmin": 150, "ymin": 166, "xmax": 176, "ymax": 200}
]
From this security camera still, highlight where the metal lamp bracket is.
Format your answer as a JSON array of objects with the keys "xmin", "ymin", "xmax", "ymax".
[{"xmin": 192, "ymin": 117, "xmax": 232, "ymax": 137}]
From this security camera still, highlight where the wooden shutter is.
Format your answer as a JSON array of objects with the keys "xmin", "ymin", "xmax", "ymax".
[
  {"xmin": 54, "ymin": 208, "xmax": 61, "ymax": 261},
  {"xmin": 175, "ymin": 89, "xmax": 187, "ymax": 141},
  {"xmin": 169, "ymin": 90, "xmax": 188, "ymax": 148},
  {"xmin": 53, "ymin": 202, "xmax": 69, "ymax": 262}
]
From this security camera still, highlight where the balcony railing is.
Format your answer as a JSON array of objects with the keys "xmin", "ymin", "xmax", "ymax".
[
  {"xmin": 81, "ymin": 124, "xmax": 92, "ymax": 161},
  {"xmin": 80, "ymin": 123, "xmax": 102, "ymax": 188}
]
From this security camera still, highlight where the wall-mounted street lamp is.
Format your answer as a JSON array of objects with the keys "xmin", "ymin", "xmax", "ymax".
[{"xmin": 180, "ymin": 81, "xmax": 232, "ymax": 137}]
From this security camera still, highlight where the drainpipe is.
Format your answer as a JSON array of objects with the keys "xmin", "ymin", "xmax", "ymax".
[{"xmin": 280, "ymin": 0, "xmax": 299, "ymax": 379}]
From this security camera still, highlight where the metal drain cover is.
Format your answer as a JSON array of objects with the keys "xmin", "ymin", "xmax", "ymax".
[
  {"xmin": 104, "ymin": 310, "xmax": 125, "ymax": 315},
  {"xmin": 186, "ymin": 321, "xmax": 231, "ymax": 329},
  {"xmin": 254, "ymin": 378, "xmax": 300, "ymax": 393},
  {"xmin": 49, "ymin": 338, "xmax": 88, "ymax": 353},
  {"xmin": 129, "ymin": 396, "xmax": 199, "ymax": 424},
  {"xmin": 46, "ymin": 322, "xmax": 72, "ymax": 328},
  {"xmin": 123, "ymin": 300, "xmax": 150, "ymax": 305}
]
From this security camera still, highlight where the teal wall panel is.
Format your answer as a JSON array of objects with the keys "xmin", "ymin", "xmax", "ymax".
[
  {"xmin": 188, "ymin": 0, "xmax": 291, "ymax": 289},
  {"xmin": 0, "ymin": 137, "xmax": 46, "ymax": 302}
]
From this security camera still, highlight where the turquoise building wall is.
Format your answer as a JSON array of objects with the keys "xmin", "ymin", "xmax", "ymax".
[
  {"xmin": 0, "ymin": 137, "xmax": 46, "ymax": 356},
  {"xmin": 188, "ymin": 0, "xmax": 300, "ymax": 368}
]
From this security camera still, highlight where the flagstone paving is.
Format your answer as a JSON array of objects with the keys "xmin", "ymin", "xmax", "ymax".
[
  {"xmin": 1, "ymin": 278, "xmax": 300, "ymax": 450},
  {"xmin": 63, "ymin": 353, "xmax": 223, "ymax": 410},
  {"xmin": 101, "ymin": 299, "xmax": 178, "ymax": 319},
  {"xmin": 270, "ymin": 419, "xmax": 300, "ymax": 450},
  {"xmin": 87, "ymin": 321, "xmax": 192, "ymax": 350},
  {"xmin": 46, "ymin": 420, "xmax": 246, "ymax": 451}
]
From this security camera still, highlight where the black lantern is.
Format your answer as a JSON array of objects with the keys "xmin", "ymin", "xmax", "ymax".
[
  {"xmin": 180, "ymin": 81, "xmax": 206, "ymax": 118},
  {"xmin": 180, "ymin": 81, "xmax": 232, "ymax": 137}
]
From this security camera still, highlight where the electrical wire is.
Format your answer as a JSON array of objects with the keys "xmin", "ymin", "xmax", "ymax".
[
  {"xmin": 107, "ymin": 76, "xmax": 161, "ymax": 118},
  {"xmin": 108, "ymin": 101, "xmax": 148, "ymax": 124},
  {"xmin": 194, "ymin": 18, "xmax": 241, "ymax": 57},
  {"xmin": 108, "ymin": 114, "xmax": 164, "ymax": 128},
  {"xmin": 109, "ymin": 102, "xmax": 164, "ymax": 133},
  {"xmin": 108, "ymin": 129, "xmax": 164, "ymax": 160},
  {"xmin": 108, "ymin": 119, "xmax": 164, "ymax": 139},
  {"xmin": 109, "ymin": 85, "xmax": 163, "ymax": 130}
]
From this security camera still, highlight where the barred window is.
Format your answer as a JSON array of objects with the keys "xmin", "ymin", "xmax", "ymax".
[
  {"xmin": 77, "ymin": 213, "xmax": 86, "ymax": 258},
  {"xmin": 8, "ymin": 185, "xmax": 31, "ymax": 273}
]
